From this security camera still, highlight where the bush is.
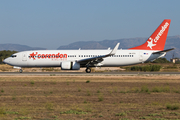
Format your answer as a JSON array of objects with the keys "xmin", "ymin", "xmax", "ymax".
[
  {"xmin": 86, "ymin": 80, "xmax": 90, "ymax": 83},
  {"xmin": 130, "ymin": 65, "xmax": 161, "ymax": 72},
  {"xmin": 152, "ymin": 58, "xmax": 170, "ymax": 63}
]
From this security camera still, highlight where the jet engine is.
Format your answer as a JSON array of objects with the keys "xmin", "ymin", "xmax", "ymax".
[{"xmin": 61, "ymin": 61, "xmax": 80, "ymax": 70}]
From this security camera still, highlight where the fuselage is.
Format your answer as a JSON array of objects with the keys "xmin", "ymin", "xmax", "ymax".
[{"xmin": 3, "ymin": 49, "xmax": 165, "ymax": 68}]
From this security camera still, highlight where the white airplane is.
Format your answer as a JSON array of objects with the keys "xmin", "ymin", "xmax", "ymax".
[{"xmin": 3, "ymin": 19, "xmax": 174, "ymax": 73}]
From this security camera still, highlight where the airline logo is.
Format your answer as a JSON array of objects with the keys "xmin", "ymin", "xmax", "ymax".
[
  {"xmin": 147, "ymin": 22, "xmax": 169, "ymax": 49},
  {"xmin": 29, "ymin": 52, "xmax": 67, "ymax": 60}
]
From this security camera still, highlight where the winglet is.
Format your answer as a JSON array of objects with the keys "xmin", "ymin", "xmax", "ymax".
[{"xmin": 109, "ymin": 43, "xmax": 120, "ymax": 55}]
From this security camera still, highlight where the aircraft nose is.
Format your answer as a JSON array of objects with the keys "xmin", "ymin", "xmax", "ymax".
[
  {"xmin": 3, "ymin": 58, "xmax": 9, "ymax": 64},
  {"xmin": 3, "ymin": 59, "xmax": 7, "ymax": 64}
]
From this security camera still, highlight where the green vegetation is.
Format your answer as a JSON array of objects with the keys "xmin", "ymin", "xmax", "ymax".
[
  {"xmin": 115, "ymin": 112, "xmax": 127, "ymax": 116},
  {"xmin": 141, "ymin": 85, "xmax": 149, "ymax": 93},
  {"xmin": 45, "ymin": 102, "xmax": 54, "ymax": 110},
  {"xmin": 118, "ymin": 85, "xmax": 180, "ymax": 94},
  {"xmin": 152, "ymin": 58, "xmax": 170, "ymax": 63},
  {"xmin": 78, "ymin": 87, "xmax": 81, "ymax": 92},
  {"xmin": 0, "ymin": 50, "xmax": 17, "ymax": 63},
  {"xmin": 86, "ymin": 89, "xmax": 91, "ymax": 96},
  {"xmin": 130, "ymin": 65, "xmax": 161, "ymax": 71},
  {"xmin": 166, "ymin": 103, "xmax": 179, "ymax": 110},
  {"xmin": 14, "ymin": 116, "xmax": 31, "ymax": 120},
  {"xmin": 1, "ymin": 89, "xmax": 4, "ymax": 93},
  {"xmin": 0, "ymin": 108, "xmax": 6, "ymax": 115},
  {"xmin": 1, "ymin": 76, "xmax": 180, "ymax": 119},
  {"xmin": 30, "ymin": 81, "xmax": 35, "ymax": 85},
  {"xmin": 98, "ymin": 94, "xmax": 104, "ymax": 101},
  {"xmin": 152, "ymin": 86, "xmax": 170, "ymax": 92},
  {"xmin": 86, "ymin": 80, "xmax": 90, "ymax": 83},
  {"xmin": 60, "ymin": 110, "xmax": 88, "ymax": 114}
]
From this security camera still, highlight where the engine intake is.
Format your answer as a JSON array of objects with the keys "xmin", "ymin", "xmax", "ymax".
[{"xmin": 61, "ymin": 61, "xmax": 80, "ymax": 70}]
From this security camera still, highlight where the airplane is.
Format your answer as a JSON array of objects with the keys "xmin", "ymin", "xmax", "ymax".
[{"xmin": 3, "ymin": 19, "xmax": 174, "ymax": 73}]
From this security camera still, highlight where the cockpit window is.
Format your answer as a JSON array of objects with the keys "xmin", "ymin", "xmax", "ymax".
[{"xmin": 10, "ymin": 55, "xmax": 17, "ymax": 58}]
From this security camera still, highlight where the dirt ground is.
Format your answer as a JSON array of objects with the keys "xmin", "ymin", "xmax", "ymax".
[{"xmin": 0, "ymin": 75, "xmax": 180, "ymax": 120}]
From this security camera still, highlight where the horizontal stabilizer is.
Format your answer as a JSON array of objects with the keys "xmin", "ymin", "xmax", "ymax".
[{"xmin": 152, "ymin": 48, "xmax": 175, "ymax": 54}]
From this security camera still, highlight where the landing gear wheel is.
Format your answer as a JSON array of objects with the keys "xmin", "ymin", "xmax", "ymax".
[
  {"xmin": 19, "ymin": 69, "xmax": 23, "ymax": 73},
  {"xmin": 86, "ymin": 68, "xmax": 91, "ymax": 73}
]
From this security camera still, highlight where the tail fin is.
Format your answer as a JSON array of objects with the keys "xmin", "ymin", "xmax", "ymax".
[{"xmin": 129, "ymin": 19, "xmax": 171, "ymax": 50}]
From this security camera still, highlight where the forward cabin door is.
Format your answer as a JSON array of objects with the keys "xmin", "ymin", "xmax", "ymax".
[{"xmin": 22, "ymin": 53, "xmax": 27, "ymax": 61}]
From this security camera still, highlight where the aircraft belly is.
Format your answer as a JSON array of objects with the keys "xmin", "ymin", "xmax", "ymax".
[{"xmin": 102, "ymin": 57, "xmax": 140, "ymax": 66}]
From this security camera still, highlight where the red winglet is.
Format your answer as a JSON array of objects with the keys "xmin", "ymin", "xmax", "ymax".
[{"xmin": 129, "ymin": 19, "xmax": 171, "ymax": 50}]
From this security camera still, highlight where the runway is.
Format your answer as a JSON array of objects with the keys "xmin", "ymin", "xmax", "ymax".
[{"xmin": 0, "ymin": 72, "xmax": 179, "ymax": 76}]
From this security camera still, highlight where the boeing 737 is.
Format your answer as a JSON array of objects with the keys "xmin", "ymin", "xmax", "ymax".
[{"xmin": 3, "ymin": 19, "xmax": 174, "ymax": 73}]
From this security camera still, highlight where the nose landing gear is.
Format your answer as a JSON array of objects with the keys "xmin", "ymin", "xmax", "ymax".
[{"xmin": 19, "ymin": 69, "xmax": 23, "ymax": 73}]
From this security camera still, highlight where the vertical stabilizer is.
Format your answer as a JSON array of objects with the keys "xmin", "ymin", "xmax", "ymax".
[{"xmin": 129, "ymin": 19, "xmax": 171, "ymax": 50}]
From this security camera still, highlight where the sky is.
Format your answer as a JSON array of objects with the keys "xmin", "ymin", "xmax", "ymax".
[{"xmin": 0, "ymin": 0, "xmax": 180, "ymax": 49}]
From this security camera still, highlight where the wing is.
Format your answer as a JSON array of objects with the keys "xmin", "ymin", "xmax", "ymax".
[{"xmin": 77, "ymin": 43, "xmax": 120, "ymax": 66}]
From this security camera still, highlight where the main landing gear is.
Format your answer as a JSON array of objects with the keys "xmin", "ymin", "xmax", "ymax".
[
  {"xmin": 19, "ymin": 69, "xmax": 23, "ymax": 73},
  {"xmin": 85, "ymin": 67, "xmax": 91, "ymax": 73}
]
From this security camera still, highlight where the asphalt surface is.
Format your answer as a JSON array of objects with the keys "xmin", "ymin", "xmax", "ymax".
[{"xmin": 0, "ymin": 72, "xmax": 179, "ymax": 76}]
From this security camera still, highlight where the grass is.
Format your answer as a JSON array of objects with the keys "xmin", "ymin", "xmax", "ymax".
[
  {"xmin": 1, "ymin": 89, "xmax": 4, "ymax": 93},
  {"xmin": 78, "ymin": 87, "xmax": 81, "ymax": 92},
  {"xmin": 86, "ymin": 89, "xmax": 91, "ymax": 96},
  {"xmin": 30, "ymin": 81, "xmax": 35, "ymax": 85},
  {"xmin": 60, "ymin": 110, "xmax": 88, "ymax": 114},
  {"xmin": 14, "ymin": 116, "xmax": 31, "ymax": 120},
  {"xmin": 97, "ymin": 90, "xmax": 101, "ymax": 93},
  {"xmin": 152, "ymin": 86, "xmax": 170, "ymax": 92},
  {"xmin": 0, "ymin": 108, "xmax": 5, "ymax": 115},
  {"xmin": 115, "ymin": 112, "xmax": 127, "ymax": 116},
  {"xmin": 45, "ymin": 102, "xmax": 54, "ymax": 110},
  {"xmin": 141, "ymin": 85, "xmax": 149, "ymax": 93},
  {"xmin": 0, "ymin": 76, "xmax": 180, "ymax": 119},
  {"xmin": 166, "ymin": 103, "xmax": 179, "ymax": 110},
  {"xmin": 98, "ymin": 94, "xmax": 104, "ymax": 102}
]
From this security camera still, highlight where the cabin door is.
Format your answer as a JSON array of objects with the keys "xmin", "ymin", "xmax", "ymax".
[
  {"xmin": 22, "ymin": 53, "xmax": 27, "ymax": 61},
  {"xmin": 139, "ymin": 52, "xmax": 143, "ymax": 62}
]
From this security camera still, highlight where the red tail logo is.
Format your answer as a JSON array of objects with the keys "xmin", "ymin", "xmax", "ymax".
[{"xmin": 129, "ymin": 19, "xmax": 171, "ymax": 50}]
